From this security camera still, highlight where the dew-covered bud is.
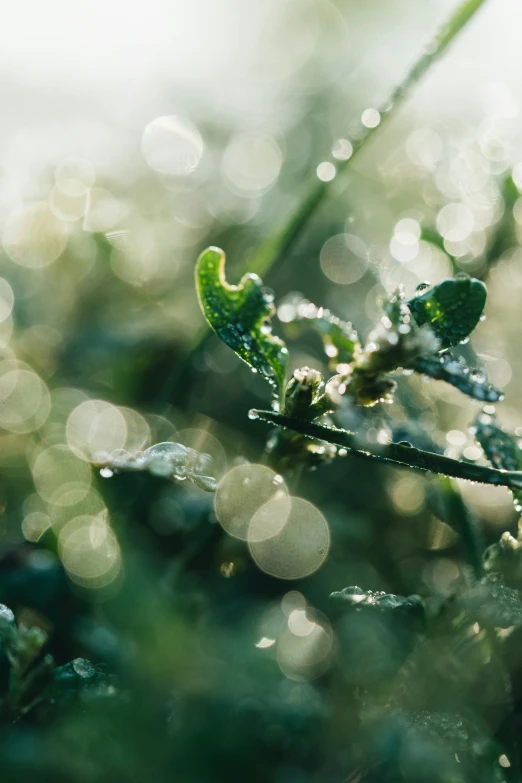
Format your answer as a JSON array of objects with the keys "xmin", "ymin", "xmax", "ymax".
[{"xmin": 283, "ymin": 367, "xmax": 324, "ymax": 418}]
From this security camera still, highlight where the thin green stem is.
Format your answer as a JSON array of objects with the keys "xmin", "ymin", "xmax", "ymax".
[
  {"xmin": 161, "ymin": 0, "xmax": 488, "ymax": 404},
  {"xmin": 248, "ymin": 0, "xmax": 488, "ymax": 277},
  {"xmin": 437, "ymin": 477, "xmax": 484, "ymax": 579},
  {"xmin": 251, "ymin": 409, "xmax": 522, "ymax": 491}
]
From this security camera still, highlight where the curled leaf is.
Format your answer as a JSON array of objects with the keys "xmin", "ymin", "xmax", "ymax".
[
  {"xmin": 276, "ymin": 295, "xmax": 360, "ymax": 368},
  {"xmin": 196, "ymin": 247, "xmax": 287, "ymax": 394},
  {"xmin": 408, "ymin": 277, "xmax": 486, "ymax": 349},
  {"xmin": 412, "ymin": 354, "xmax": 503, "ymax": 402}
]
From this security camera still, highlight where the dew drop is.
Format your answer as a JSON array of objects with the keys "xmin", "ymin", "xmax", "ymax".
[
  {"xmin": 361, "ymin": 108, "xmax": 381, "ymax": 128},
  {"xmin": 144, "ymin": 442, "xmax": 188, "ymax": 463},
  {"xmin": 0, "ymin": 605, "xmax": 16, "ymax": 634},
  {"xmin": 72, "ymin": 658, "xmax": 96, "ymax": 679},
  {"xmin": 248, "ymin": 409, "xmax": 260, "ymax": 420},
  {"xmin": 100, "ymin": 468, "xmax": 114, "ymax": 478},
  {"xmin": 332, "ymin": 138, "xmax": 353, "ymax": 161},
  {"xmin": 220, "ymin": 561, "xmax": 235, "ymax": 578}
]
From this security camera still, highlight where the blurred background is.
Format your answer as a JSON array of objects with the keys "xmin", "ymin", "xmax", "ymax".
[{"xmin": 0, "ymin": 0, "xmax": 522, "ymax": 780}]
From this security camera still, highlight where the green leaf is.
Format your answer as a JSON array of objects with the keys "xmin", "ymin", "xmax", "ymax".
[
  {"xmin": 474, "ymin": 411, "xmax": 522, "ymax": 511},
  {"xmin": 330, "ymin": 586, "xmax": 424, "ymax": 622},
  {"xmin": 412, "ymin": 354, "xmax": 503, "ymax": 402},
  {"xmin": 456, "ymin": 573, "xmax": 522, "ymax": 628},
  {"xmin": 196, "ymin": 247, "xmax": 288, "ymax": 395},
  {"xmin": 474, "ymin": 412, "xmax": 522, "ymax": 472},
  {"xmin": 408, "ymin": 277, "xmax": 486, "ymax": 348},
  {"xmin": 277, "ymin": 296, "xmax": 359, "ymax": 368}
]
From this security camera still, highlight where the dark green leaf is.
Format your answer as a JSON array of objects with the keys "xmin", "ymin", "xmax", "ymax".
[
  {"xmin": 330, "ymin": 586, "xmax": 425, "ymax": 623},
  {"xmin": 456, "ymin": 573, "xmax": 522, "ymax": 628},
  {"xmin": 474, "ymin": 411, "xmax": 522, "ymax": 511},
  {"xmin": 408, "ymin": 277, "xmax": 486, "ymax": 348},
  {"xmin": 474, "ymin": 411, "xmax": 522, "ymax": 472},
  {"xmin": 412, "ymin": 354, "xmax": 503, "ymax": 402},
  {"xmin": 196, "ymin": 247, "xmax": 288, "ymax": 394}
]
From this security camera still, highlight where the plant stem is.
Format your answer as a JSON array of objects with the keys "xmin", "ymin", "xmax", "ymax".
[
  {"xmin": 248, "ymin": 0, "xmax": 489, "ymax": 278},
  {"xmin": 437, "ymin": 477, "xmax": 484, "ymax": 578},
  {"xmin": 251, "ymin": 409, "xmax": 522, "ymax": 491},
  {"xmin": 161, "ymin": 0, "xmax": 488, "ymax": 405}
]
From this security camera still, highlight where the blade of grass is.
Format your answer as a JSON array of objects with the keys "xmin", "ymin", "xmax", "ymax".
[
  {"xmin": 437, "ymin": 476, "xmax": 485, "ymax": 579},
  {"xmin": 160, "ymin": 0, "xmax": 489, "ymax": 404},
  {"xmin": 248, "ymin": 0, "xmax": 489, "ymax": 278}
]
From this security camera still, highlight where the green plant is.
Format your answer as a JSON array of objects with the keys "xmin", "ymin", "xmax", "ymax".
[
  {"xmin": 5, "ymin": 1, "xmax": 522, "ymax": 782},
  {"xmin": 193, "ymin": 246, "xmax": 522, "ymax": 780}
]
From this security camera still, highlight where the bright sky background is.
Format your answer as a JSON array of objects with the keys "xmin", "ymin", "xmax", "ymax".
[{"xmin": 0, "ymin": 0, "xmax": 520, "ymax": 181}]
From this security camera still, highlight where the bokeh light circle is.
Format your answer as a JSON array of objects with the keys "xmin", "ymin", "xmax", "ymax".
[
  {"xmin": 177, "ymin": 428, "xmax": 226, "ymax": 479},
  {"xmin": 54, "ymin": 158, "xmax": 95, "ymax": 196},
  {"xmin": 222, "ymin": 133, "xmax": 282, "ymax": 194},
  {"xmin": 277, "ymin": 607, "xmax": 333, "ymax": 681},
  {"xmin": 66, "ymin": 400, "xmax": 127, "ymax": 460},
  {"xmin": 58, "ymin": 513, "xmax": 121, "ymax": 589},
  {"xmin": 248, "ymin": 497, "xmax": 330, "ymax": 580},
  {"xmin": 0, "ymin": 279, "xmax": 14, "ymax": 323},
  {"xmin": 215, "ymin": 463, "xmax": 289, "ymax": 541},
  {"xmin": 0, "ymin": 361, "xmax": 50, "ymax": 433},
  {"xmin": 32, "ymin": 444, "xmax": 92, "ymax": 506},
  {"xmin": 83, "ymin": 188, "xmax": 124, "ymax": 233},
  {"xmin": 49, "ymin": 185, "xmax": 89, "ymax": 222},
  {"xmin": 320, "ymin": 233, "xmax": 368, "ymax": 284},
  {"xmin": 142, "ymin": 115, "xmax": 203, "ymax": 176},
  {"xmin": 22, "ymin": 511, "xmax": 51, "ymax": 542},
  {"xmin": 3, "ymin": 202, "xmax": 67, "ymax": 269}
]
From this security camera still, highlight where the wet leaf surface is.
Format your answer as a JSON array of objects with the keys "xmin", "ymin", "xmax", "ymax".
[
  {"xmin": 408, "ymin": 277, "xmax": 487, "ymax": 349},
  {"xmin": 196, "ymin": 247, "xmax": 287, "ymax": 394}
]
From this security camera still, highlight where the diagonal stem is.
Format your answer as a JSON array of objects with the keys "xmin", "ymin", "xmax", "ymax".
[
  {"xmin": 248, "ymin": 0, "xmax": 489, "ymax": 277},
  {"xmin": 162, "ymin": 0, "xmax": 489, "ymax": 404},
  {"xmin": 251, "ymin": 409, "xmax": 522, "ymax": 491}
]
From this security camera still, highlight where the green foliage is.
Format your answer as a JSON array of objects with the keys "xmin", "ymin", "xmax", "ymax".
[
  {"xmin": 277, "ymin": 296, "xmax": 360, "ymax": 368},
  {"xmin": 330, "ymin": 586, "xmax": 425, "ymax": 630},
  {"xmin": 407, "ymin": 277, "xmax": 487, "ymax": 348},
  {"xmin": 0, "ymin": 604, "xmax": 113, "ymax": 722},
  {"xmin": 199, "ymin": 267, "xmax": 497, "ymax": 418},
  {"xmin": 196, "ymin": 247, "xmax": 288, "ymax": 397},
  {"xmin": 456, "ymin": 573, "xmax": 522, "ymax": 629},
  {"xmin": 413, "ymin": 354, "xmax": 503, "ymax": 403},
  {"xmin": 4, "ymin": 3, "xmax": 522, "ymax": 782},
  {"xmin": 474, "ymin": 411, "xmax": 522, "ymax": 510}
]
